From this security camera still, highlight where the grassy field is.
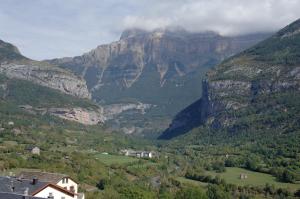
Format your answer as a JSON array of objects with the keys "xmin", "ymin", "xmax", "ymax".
[
  {"xmin": 206, "ymin": 167, "xmax": 300, "ymax": 191},
  {"xmin": 95, "ymin": 154, "xmax": 138, "ymax": 165},
  {"xmin": 127, "ymin": 161, "xmax": 158, "ymax": 169},
  {"xmin": 176, "ymin": 177, "xmax": 207, "ymax": 188},
  {"xmin": 0, "ymin": 168, "xmax": 41, "ymax": 176}
]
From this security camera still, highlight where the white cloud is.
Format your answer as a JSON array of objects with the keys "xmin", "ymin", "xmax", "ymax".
[
  {"xmin": 123, "ymin": 16, "xmax": 172, "ymax": 31},
  {"xmin": 0, "ymin": 0, "xmax": 299, "ymax": 60},
  {"xmin": 122, "ymin": 0, "xmax": 300, "ymax": 35}
]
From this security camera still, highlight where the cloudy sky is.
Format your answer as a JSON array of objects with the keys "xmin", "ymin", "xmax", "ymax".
[{"xmin": 0, "ymin": 0, "xmax": 299, "ymax": 60}]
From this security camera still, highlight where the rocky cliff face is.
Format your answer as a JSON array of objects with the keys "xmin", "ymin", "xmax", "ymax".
[
  {"xmin": 48, "ymin": 29, "xmax": 270, "ymax": 107},
  {"xmin": 160, "ymin": 19, "xmax": 300, "ymax": 139},
  {"xmin": 19, "ymin": 105, "xmax": 105, "ymax": 125},
  {"xmin": 0, "ymin": 40, "xmax": 91, "ymax": 99},
  {"xmin": 47, "ymin": 28, "xmax": 270, "ymax": 134},
  {"xmin": 0, "ymin": 63, "xmax": 91, "ymax": 99}
]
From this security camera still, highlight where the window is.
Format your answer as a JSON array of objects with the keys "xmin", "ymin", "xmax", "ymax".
[
  {"xmin": 62, "ymin": 177, "xmax": 68, "ymax": 184},
  {"xmin": 47, "ymin": 192, "xmax": 54, "ymax": 199}
]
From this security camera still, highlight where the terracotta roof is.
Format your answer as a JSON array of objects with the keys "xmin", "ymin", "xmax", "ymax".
[
  {"xmin": 31, "ymin": 183, "xmax": 75, "ymax": 197},
  {"xmin": 17, "ymin": 171, "xmax": 66, "ymax": 184}
]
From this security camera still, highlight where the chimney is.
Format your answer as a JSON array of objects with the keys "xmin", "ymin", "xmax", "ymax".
[
  {"xmin": 24, "ymin": 187, "xmax": 29, "ymax": 196},
  {"xmin": 32, "ymin": 178, "xmax": 38, "ymax": 185}
]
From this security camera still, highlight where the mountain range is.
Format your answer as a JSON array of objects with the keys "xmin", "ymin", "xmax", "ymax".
[{"xmin": 47, "ymin": 28, "xmax": 270, "ymax": 134}]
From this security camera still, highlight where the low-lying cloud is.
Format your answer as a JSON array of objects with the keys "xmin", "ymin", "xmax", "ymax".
[{"xmin": 0, "ymin": 0, "xmax": 299, "ymax": 60}]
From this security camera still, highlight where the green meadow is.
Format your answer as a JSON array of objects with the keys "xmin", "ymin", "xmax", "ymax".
[
  {"xmin": 95, "ymin": 154, "xmax": 138, "ymax": 165},
  {"xmin": 206, "ymin": 167, "xmax": 300, "ymax": 191}
]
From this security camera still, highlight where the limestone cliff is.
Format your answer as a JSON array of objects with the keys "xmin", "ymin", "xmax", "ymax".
[
  {"xmin": 0, "ymin": 40, "xmax": 90, "ymax": 99},
  {"xmin": 48, "ymin": 29, "xmax": 270, "ymax": 111},
  {"xmin": 19, "ymin": 105, "xmax": 105, "ymax": 125},
  {"xmin": 160, "ymin": 19, "xmax": 300, "ymax": 139},
  {"xmin": 49, "ymin": 29, "xmax": 269, "ymax": 89}
]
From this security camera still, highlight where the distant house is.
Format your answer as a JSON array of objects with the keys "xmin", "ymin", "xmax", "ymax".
[
  {"xmin": 8, "ymin": 121, "xmax": 14, "ymax": 126},
  {"xmin": 121, "ymin": 149, "xmax": 155, "ymax": 158},
  {"xmin": 26, "ymin": 146, "xmax": 41, "ymax": 155},
  {"xmin": 240, "ymin": 173, "xmax": 248, "ymax": 180},
  {"xmin": 27, "ymin": 146, "xmax": 40, "ymax": 155}
]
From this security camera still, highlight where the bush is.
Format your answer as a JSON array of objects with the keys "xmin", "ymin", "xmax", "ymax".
[
  {"xmin": 207, "ymin": 184, "xmax": 231, "ymax": 199},
  {"xmin": 175, "ymin": 187, "xmax": 207, "ymax": 199},
  {"xmin": 212, "ymin": 162, "xmax": 226, "ymax": 173}
]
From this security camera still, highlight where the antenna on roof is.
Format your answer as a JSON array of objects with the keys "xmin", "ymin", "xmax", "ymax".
[{"xmin": 10, "ymin": 179, "xmax": 15, "ymax": 192}]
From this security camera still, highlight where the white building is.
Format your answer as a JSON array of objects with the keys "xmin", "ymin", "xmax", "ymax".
[
  {"xmin": 121, "ymin": 149, "xmax": 155, "ymax": 158},
  {"xmin": 32, "ymin": 183, "xmax": 75, "ymax": 199},
  {"xmin": 30, "ymin": 146, "xmax": 41, "ymax": 155},
  {"xmin": 16, "ymin": 171, "xmax": 85, "ymax": 199}
]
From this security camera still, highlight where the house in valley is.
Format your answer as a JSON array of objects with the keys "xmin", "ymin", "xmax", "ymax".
[
  {"xmin": 240, "ymin": 173, "xmax": 248, "ymax": 180},
  {"xmin": 121, "ymin": 149, "xmax": 155, "ymax": 158},
  {"xmin": 29, "ymin": 146, "xmax": 40, "ymax": 155}
]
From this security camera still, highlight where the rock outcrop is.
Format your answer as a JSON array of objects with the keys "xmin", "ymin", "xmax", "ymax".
[
  {"xmin": 0, "ymin": 63, "xmax": 91, "ymax": 99},
  {"xmin": 19, "ymin": 105, "xmax": 105, "ymax": 125},
  {"xmin": 0, "ymin": 40, "xmax": 91, "ymax": 99},
  {"xmin": 103, "ymin": 102, "xmax": 153, "ymax": 120}
]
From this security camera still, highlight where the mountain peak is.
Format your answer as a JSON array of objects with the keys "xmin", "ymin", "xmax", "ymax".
[
  {"xmin": 0, "ymin": 39, "xmax": 25, "ymax": 62},
  {"xmin": 120, "ymin": 28, "xmax": 148, "ymax": 39}
]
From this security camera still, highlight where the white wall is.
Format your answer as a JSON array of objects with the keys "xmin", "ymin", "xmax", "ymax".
[
  {"xmin": 57, "ymin": 177, "xmax": 78, "ymax": 194},
  {"xmin": 33, "ymin": 186, "xmax": 74, "ymax": 199}
]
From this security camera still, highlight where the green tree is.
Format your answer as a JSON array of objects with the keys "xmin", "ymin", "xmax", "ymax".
[
  {"xmin": 207, "ymin": 184, "xmax": 231, "ymax": 199},
  {"xmin": 175, "ymin": 186, "xmax": 207, "ymax": 199}
]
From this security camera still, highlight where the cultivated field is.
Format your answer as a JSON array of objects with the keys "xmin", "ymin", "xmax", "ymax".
[{"xmin": 206, "ymin": 167, "xmax": 300, "ymax": 191}]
